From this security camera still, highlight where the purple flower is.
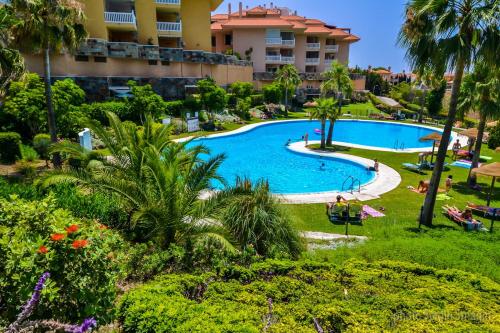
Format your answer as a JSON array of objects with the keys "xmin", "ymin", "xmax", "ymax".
[{"xmin": 69, "ymin": 317, "xmax": 97, "ymax": 333}]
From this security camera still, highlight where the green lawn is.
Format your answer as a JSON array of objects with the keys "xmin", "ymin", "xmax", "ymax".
[{"xmin": 286, "ymin": 144, "xmax": 500, "ymax": 281}]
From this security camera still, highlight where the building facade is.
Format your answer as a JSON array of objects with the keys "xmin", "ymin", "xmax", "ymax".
[
  {"xmin": 22, "ymin": 0, "xmax": 253, "ymax": 100},
  {"xmin": 211, "ymin": 3, "xmax": 365, "ymax": 98}
]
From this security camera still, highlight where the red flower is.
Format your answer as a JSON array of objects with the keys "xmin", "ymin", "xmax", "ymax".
[
  {"xmin": 66, "ymin": 224, "xmax": 79, "ymax": 234},
  {"xmin": 50, "ymin": 233, "xmax": 65, "ymax": 241},
  {"xmin": 38, "ymin": 246, "xmax": 48, "ymax": 254},
  {"xmin": 72, "ymin": 239, "xmax": 88, "ymax": 249}
]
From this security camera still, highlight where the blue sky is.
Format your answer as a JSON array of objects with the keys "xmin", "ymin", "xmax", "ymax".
[{"xmin": 215, "ymin": 0, "xmax": 410, "ymax": 72}]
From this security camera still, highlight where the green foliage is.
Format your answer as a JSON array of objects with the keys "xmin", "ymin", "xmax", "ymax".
[
  {"xmin": 220, "ymin": 179, "xmax": 303, "ymax": 259},
  {"xmin": 234, "ymin": 97, "xmax": 251, "ymax": 120},
  {"xmin": 488, "ymin": 122, "xmax": 500, "ymax": 149},
  {"xmin": 263, "ymin": 83, "xmax": 282, "ymax": 104},
  {"xmin": 389, "ymin": 82, "xmax": 414, "ymax": 102},
  {"xmin": 275, "ymin": 64, "xmax": 301, "ymax": 114},
  {"xmin": 0, "ymin": 7, "xmax": 25, "ymax": 96},
  {"xmin": 19, "ymin": 144, "xmax": 39, "ymax": 162},
  {"xmin": 0, "ymin": 131, "xmax": 21, "ymax": 163},
  {"xmin": 33, "ymin": 133, "xmax": 51, "ymax": 162},
  {"xmin": 165, "ymin": 100, "xmax": 185, "ymax": 117},
  {"xmin": 250, "ymin": 94, "xmax": 264, "ymax": 106},
  {"xmin": 197, "ymin": 78, "xmax": 227, "ymax": 121},
  {"xmin": 0, "ymin": 195, "xmax": 125, "ymax": 324},
  {"xmin": 426, "ymin": 80, "xmax": 446, "ymax": 116},
  {"xmin": 118, "ymin": 259, "xmax": 500, "ymax": 332},
  {"xmin": 127, "ymin": 81, "xmax": 167, "ymax": 121},
  {"xmin": 229, "ymin": 81, "xmax": 254, "ymax": 99},
  {"xmin": 80, "ymin": 101, "xmax": 130, "ymax": 125}
]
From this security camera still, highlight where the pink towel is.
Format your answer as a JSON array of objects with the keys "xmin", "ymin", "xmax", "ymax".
[{"xmin": 362, "ymin": 205, "xmax": 385, "ymax": 217}]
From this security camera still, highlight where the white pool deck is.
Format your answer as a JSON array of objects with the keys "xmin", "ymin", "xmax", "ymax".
[{"xmin": 179, "ymin": 119, "xmax": 469, "ymax": 204}]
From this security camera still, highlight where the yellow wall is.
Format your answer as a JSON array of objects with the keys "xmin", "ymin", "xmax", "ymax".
[
  {"xmin": 181, "ymin": 0, "xmax": 212, "ymax": 51},
  {"xmin": 82, "ymin": 0, "xmax": 107, "ymax": 40},
  {"xmin": 135, "ymin": 0, "xmax": 159, "ymax": 44}
]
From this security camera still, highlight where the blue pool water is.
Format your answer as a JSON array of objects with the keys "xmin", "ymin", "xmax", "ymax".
[{"xmin": 190, "ymin": 120, "xmax": 442, "ymax": 194}]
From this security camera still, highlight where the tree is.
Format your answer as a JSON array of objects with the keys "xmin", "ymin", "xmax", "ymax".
[
  {"xmin": 458, "ymin": 62, "xmax": 499, "ymax": 185},
  {"xmin": 127, "ymin": 81, "xmax": 166, "ymax": 122},
  {"xmin": 8, "ymin": 0, "xmax": 87, "ymax": 168},
  {"xmin": 275, "ymin": 64, "xmax": 301, "ymax": 117},
  {"xmin": 230, "ymin": 81, "xmax": 254, "ymax": 99},
  {"xmin": 0, "ymin": 7, "xmax": 24, "ymax": 98},
  {"xmin": 42, "ymin": 112, "xmax": 229, "ymax": 250},
  {"xmin": 322, "ymin": 61, "xmax": 353, "ymax": 146},
  {"xmin": 218, "ymin": 178, "xmax": 303, "ymax": 259},
  {"xmin": 426, "ymin": 80, "xmax": 447, "ymax": 117},
  {"xmin": 197, "ymin": 78, "xmax": 227, "ymax": 123},
  {"xmin": 262, "ymin": 83, "xmax": 282, "ymax": 104},
  {"xmin": 399, "ymin": 0, "xmax": 499, "ymax": 226},
  {"xmin": 309, "ymin": 98, "xmax": 335, "ymax": 149}
]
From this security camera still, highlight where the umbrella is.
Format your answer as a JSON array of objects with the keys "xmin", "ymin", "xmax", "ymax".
[
  {"xmin": 459, "ymin": 128, "xmax": 480, "ymax": 139},
  {"xmin": 471, "ymin": 162, "xmax": 500, "ymax": 232},
  {"xmin": 303, "ymin": 101, "xmax": 318, "ymax": 108},
  {"xmin": 419, "ymin": 132, "xmax": 442, "ymax": 164}
]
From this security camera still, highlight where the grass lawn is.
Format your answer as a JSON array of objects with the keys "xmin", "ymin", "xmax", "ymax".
[{"xmin": 286, "ymin": 144, "xmax": 500, "ymax": 281}]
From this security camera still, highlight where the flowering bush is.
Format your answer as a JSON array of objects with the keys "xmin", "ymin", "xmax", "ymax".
[{"xmin": 0, "ymin": 195, "xmax": 126, "ymax": 326}]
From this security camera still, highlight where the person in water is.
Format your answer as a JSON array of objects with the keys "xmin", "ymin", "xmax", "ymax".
[
  {"xmin": 304, "ymin": 133, "xmax": 309, "ymax": 146},
  {"xmin": 320, "ymin": 162, "xmax": 326, "ymax": 170},
  {"xmin": 286, "ymin": 139, "xmax": 292, "ymax": 146}
]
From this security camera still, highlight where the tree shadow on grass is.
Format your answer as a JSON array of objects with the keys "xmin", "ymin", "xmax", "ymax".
[
  {"xmin": 308, "ymin": 145, "xmax": 351, "ymax": 153},
  {"xmin": 452, "ymin": 181, "xmax": 500, "ymax": 202}
]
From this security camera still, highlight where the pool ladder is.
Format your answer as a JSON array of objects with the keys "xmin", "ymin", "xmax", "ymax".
[
  {"xmin": 342, "ymin": 176, "xmax": 361, "ymax": 194},
  {"xmin": 393, "ymin": 139, "xmax": 405, "ymax": 151}
]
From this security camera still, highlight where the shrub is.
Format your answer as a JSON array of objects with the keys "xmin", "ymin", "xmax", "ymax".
[
  {"xmin": 263, "ymin": 83, "xmax": 282, "ymax": 104},
  {"xmin": 234, "ymin": 97, "xmax": 252, "ymax": 120},
  {"xmin": 80, "ymin": 101, "xmax": 131, "ymax": 124},
  {"xmin": 20, "ymin": 144, "xmax": 39, "ymax": 162},
  {"xmin": 33, "ymin": 133, "xmax": 51, "ymax": 164},
  {"xmin": 117, "ymin": 259, "xmax": 500, "ymax": 332},
  {"xmin": 229, "ymin": 81, "xmax": 254, "ymax": 99},
  {"xmin": 0, "ymin": 196, "xmax": 125, "ymax": 324},
  {"xmin": 165, "ymin": 100, "xmax": 184, "ymax": 117},
  {"xmin": 127, "ymin": 81, "xmax": 167, "ymax": 121},
  {"xmin": 488, "ymin": 122, "xmax": 500, "ymax": 149},
  {"xmin": 0, "ymin": 132, "xmax": 21, "ymax": 163},
  {"xmin": 250, "ymin": 94, "xmax": 265, "ymax": 106}
]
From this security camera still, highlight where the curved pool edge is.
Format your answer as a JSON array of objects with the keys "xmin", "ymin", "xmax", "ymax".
[
  {"xmin": 176, "ymin": 119, "xmax": 465, "ymax": 153},
  {"xmin": 276, "ymin": 142, "xmax": 402, "ymax": 204}
]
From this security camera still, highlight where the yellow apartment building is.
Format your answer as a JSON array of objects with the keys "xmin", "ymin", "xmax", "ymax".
[
  {"xmin": 212, "ymin": 3, "xmax": 366, "ymax": 99},
  {"xmin": 20, "ymin": 0, "xmax": 253, "ymax": 100}
]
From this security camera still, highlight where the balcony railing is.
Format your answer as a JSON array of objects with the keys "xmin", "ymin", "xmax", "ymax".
[
  {"xmin": 305, "ymin": 58, "xmax": 320, "ymax": 65},
  {"xmin": 265, "ymin": 55, "xmax": 295, "ymax": 64},
  {"xmin": 104, "ymin": 11, "xmax": 136, "ymax": 25},
  {"xmin": 156, "ymin": 0, "xmax": 180, "ymax": 4},
  {"xmin": 324, "ymin": 59, "xmax": 334, "ymax": 66},
  {"xmin": 157, "ymin": 22, "xmax": 182, "ymax": 32},
  {"xmin": 306, "ymin": 43, "xmax": 321, "ymax": 50},
  {"xmin": 265, "ymin": 38, "xmax": 282, "ymax": 45},
  {"xmin": 281, "ymin": 39, "xmax": 295, "ymax": 47},
  {"xmin": 325, "ymin": 44, "xmax": 339, "ymax": 52}
]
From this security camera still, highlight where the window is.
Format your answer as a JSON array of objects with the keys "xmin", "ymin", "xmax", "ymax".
[
  {"xmin": 148, "ymin": 60, "xmax": 158, "ymax": 66},
  {"xmin": 161, "ymin": 60, "xmax": 170, "ymax": 66},
  {"xmin": 211, "ymin": 36, "xmax": 216, "ymax": 47},
  {"xmin": 94, "ymin": 56, "xmax": 107, "ymax": 63},
  {"xmin": 224, "ymin": 34, "xmax": 232, "ymax": 46},
  {"xmin": 75, "ymin": 55, "xmax": 89, "ymax": 62}
]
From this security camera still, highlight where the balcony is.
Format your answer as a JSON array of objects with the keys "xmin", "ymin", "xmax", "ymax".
[
  {"xmin": 265, "ymin": 38, "xmax": 282, "ymax": 46},
  {"xmin": 281, "ymin": 39, "xmax": 295, "ymax": 47},
  {"xmin": 265, "ymin": 55, "xmax": 295, "ymax": 64},
  {"xmin": 305, "ymin": 58, "xmax": 320, "ymax": 65},
  {"xmin": 306, "ymin": 43, "xmax": 321, "ymax": 50},
  {"xmin": 265, "ymin": 38, "xmax": 295, "ymax": 47},
  {"xmin": 157, "ymin": 22, "xmax": 182, "ymax": 37},
  {"xmin": 324, "ymin": 59, "xmax": 334, "ymax": 67},
  {"xmin": 104, "ymin": 11, "xmax": 136, "ymax": 29},
  {"xmin": 325, "ymin": 44, "xmax": 339, "ymax": 53},
  {"xmin": 254, "ymin": 72, "xmax": 276, "ymax": 81}
]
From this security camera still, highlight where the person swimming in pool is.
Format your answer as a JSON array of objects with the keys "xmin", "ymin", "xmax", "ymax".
[
  {"xmin": 319, "ymin": 162, "xmax": 326, "ymax": 170},
  {"xmin": 286, "ymin": 139, "xmax": 291, "ymax": 146}
]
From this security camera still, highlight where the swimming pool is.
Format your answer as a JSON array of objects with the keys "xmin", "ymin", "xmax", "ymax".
[{"xmin": 189, "ymin": 120, "xmax": 444, "ymax": 194}]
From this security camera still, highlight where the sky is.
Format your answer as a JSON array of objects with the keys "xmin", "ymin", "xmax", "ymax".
[{"xmin": 214, "ymin": 0, "xmax": 411, "ymax": 73}]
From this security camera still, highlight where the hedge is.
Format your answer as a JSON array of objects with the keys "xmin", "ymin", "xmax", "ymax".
[{"xmin": 0, "ymin": 132, "xmax": 21, "ymax": 164}]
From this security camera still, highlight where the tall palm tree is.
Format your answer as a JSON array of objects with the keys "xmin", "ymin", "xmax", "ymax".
[
  {"xmin": 41, "ymin": 112, "xmax": 229, "ymax": 249},
  {"xmin": 309, "ymin": 98, "xmax": 335, "ymax": 149},
  {"xmin": 8, "ymin": 0, "xmax": 87, "ymax": 168},
  {"xmin": 458, "ymin": 62, "xmax": 499, "ymax": 185},
  {"xmin": 321, "ymin": 61, "xmax": 353, "ymax": 146},
  {"xmin": 399, "ymin": 0, "xmax": 499, "ymax": 226},
  {"xmin": 218, "ymin": 177, "xmax": 303, "ymax": 259},
  {"xmin": 0, "ymin": 7, "xmax": 24, "ymax": 98},
  {"xmin": 275, "ymin": 64, "xmax": 301, "ymax": 117}
]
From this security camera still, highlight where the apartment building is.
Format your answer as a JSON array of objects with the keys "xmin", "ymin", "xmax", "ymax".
[
  {"xmin": 211, "ymin": 3, "xmax": 364, "ymax": 98},
  {"xmin": 21, "ymin": 0, "xmax": 253, "ymax": 100}
]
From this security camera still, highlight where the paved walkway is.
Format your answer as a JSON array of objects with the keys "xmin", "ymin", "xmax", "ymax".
[
  {"xmin": 302, "ymin": 231, "xmax": 367, "ymax": 241},
  {"xmin": 377, "ymin": 96, "xmax": 401, "ymax": 107}
]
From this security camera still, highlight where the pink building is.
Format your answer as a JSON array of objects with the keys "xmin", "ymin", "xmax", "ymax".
[{"xmin": 211, "ymin": 3, "xmax": 363, "ymax": 98}]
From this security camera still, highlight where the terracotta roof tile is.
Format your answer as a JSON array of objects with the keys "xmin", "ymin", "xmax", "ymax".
[
  {"xmin": 221, "ymin": 18, "xmax": 294, "ymax": 28},
  {"xmin": 304, "ymin": 18, "xmax": 324, "ymax": 25},
  {"xmin": 343, "ymin": 34, "xmax": 360, "ymax": 42},
  {"xmin": 329, "ymin": 29, "xmax": 350, "ymax": 38},
  {"xmin": 304, "ymin": 25, "xmax": 332, "ymax": 34},
  {"xmin": 247, "ymin": 6, "xmax": 267, "ymax": 15},
  {"xmin": 211, "ymin": 14, "xmax": 228, "ymax": 20},
  {"xmin": 211, "ymin": 22, "xmax": 224, "ymax": 31},
  {"xmin": 283, "ymin": 15, "xmax": 306, "ymax": 21}
]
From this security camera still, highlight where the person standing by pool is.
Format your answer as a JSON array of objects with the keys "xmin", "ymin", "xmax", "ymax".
[
  {"xmin": 304, "ymin": 133, "xmax": 309, "ymax": 146},
  {"xmin": 368, "ymin": 159, "xmax": 379, "ymax": 172},
  {"xmin": 452, "ymin": 139, "xmax": 462, "ymax": 160},
  {"xmin": 445, "ymin": 175, "xmax": 453, "ymax": 193}
]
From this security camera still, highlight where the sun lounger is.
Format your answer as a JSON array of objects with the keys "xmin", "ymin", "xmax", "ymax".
[
  {"xmin": 466, "ymin": 202, "xmax": 500, "ymax": 219},
  {"xmin": 349, "ymin": 204, "xmax": 363, "ymax": 224},
  {"xmin": 442, "ymin": 206, "xmax": 484, "ymax": 231},
  {"xmin": 328, "ymin": 204, "xmax": 348, "ymax": 223},
  {"xmin": 402, "ymin": 163, "xmax": 425, "ymax": 173}
]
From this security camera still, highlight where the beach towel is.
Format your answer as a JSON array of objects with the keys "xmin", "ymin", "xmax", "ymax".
[
  {"xmin": 362, "ymin": 205, "xmax": 385, "ymax": 217},
  {"xmin": 436, "ymin": 193, "xmax": 452, "ymax": 201}
]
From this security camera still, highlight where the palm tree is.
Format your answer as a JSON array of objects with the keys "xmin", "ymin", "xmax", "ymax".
[
  {"xmin": 309, "ymin": 98, "xmax": 335, "ymax": 149},
  {"xmin": 41, "ymin": 112, "xmax": 230, "ymax": 249},
  {"xmin": 218, "ymin": 177, "xmax": 303, "ymax": 259},
  {"xmin": 399, "ymin": 0, "xmax": 499, "ymax": 226},
  {"xmin": 0, "ymin": 7, "xmax": 24, "ymax": 98},
  {"xmin": 321, "ymin": 61, "xmax": 353, "ymax": 146},
  {"xmin": 275, "ymin": 64, "xmax": 301, "ymax": 117},
  {"xmin": 458, "ymin": 62, "xmax": 499, "ymax": 186},
  {"xmin": 8, "ymin": 0, "xmax": 87, "ymax": 168}
]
